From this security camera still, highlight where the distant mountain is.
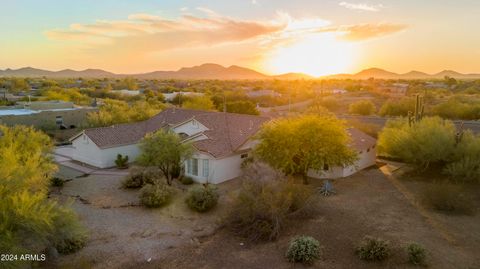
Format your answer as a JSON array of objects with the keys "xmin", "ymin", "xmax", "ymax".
[
  {"xmin": 0, "ymin": 67, "xmax": 116, "ymax": 78},
  {"xmin": 273, "ymin": 72, "xmax": 314, "ymax": 80},
  {"xmin": 326, "ymin": 68, "xmax": 480, "ymax": 80},
  {"xmin": 1, "ymin": 64, "xmax": 480, "ymax": 80}
]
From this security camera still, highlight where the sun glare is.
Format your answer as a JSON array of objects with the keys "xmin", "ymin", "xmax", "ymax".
[{"xmin": 266, "ymin": 33, "xmax": 355, "ymax": 77}]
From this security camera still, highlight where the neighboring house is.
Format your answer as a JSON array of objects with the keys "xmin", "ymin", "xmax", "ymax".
[
  {"xmin": 246, "ymin": 90, "xmax": 282, "ymax": 98},
  {"xmin": 379, "ymin": 83, "xmax": 409, "ymax": 97},
  {"xmin": 163, "ymin": 92, "xmax": 204, "ymax": 102},
  {"xmin": 0, "ymin": 101, "xmax": 97, "ymax": 129},
  {"xmin": 69, "ymin": 108, "xmax": 269, "ymax": 184},
  {"xmin": 307, "ymin": 128, "xmax": 377, "ymax": 179},
  {"xmin": 68, "ymin": 108, "xmax": 377, "ymax": 184}
]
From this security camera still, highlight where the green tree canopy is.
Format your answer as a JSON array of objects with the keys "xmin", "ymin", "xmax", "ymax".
[
  {"xmin": 137, "ymin": 129, "xmax": 194, "ymax": 185},
  {"xmin": 182, "ymin": 95, "xmax": 215, "ymax": 111},
  {"xmin": 226, "ymin": 100, "xmax": 259, "ymax": 115},
  {"xmin": 0, "ymin": 125, "xmax": 86, "ymax": 263},
  {"xmin": 378, "ymin": 117, "xmax": 457, "ymax": 168},
  {"xmin": 348, "ymin": 100, "xmax": 376, "ymax": 115},
  {"xmin": 254, "ymin": 115, "xmax": 357, "ymax": 183}
]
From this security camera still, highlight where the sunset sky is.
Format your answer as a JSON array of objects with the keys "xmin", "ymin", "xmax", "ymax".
[{"xmin": 1, "ymin": 0, "xmax": 479, "ymax": 76}]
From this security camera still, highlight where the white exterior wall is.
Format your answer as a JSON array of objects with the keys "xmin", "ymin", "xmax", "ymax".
[
  {"xmin": 99, "ymin": 144, "xmax": 141, "ymax": 168},
  {"xmin": 71, "ymin": 133, "xmax": 140, "ymax": 168},
  {"xmin": 308, "ymin": 146, "xmax": 376, "ymax": 179},
  {"xmin": 184, "ymin": 152, "xmax": 249, "ymax": 184},
  {"xmin": 71, "ymin": 134, "xmax": 105, "ymax": 168}
]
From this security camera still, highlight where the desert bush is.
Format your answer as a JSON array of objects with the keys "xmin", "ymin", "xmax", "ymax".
[
  {"xmin": 431, "ymin": 98, "xmax": 480, "ymax": 120},
  {"xmin": 227, "ymin": 165, "xmax": 312, "ymax": 241},
  {"xmin": 140, "ymin": 183, "xmax": 174, "ymax": 208},
  {"xmin": 286, "ymin": 236, "xmax": 321, "ymax": 264},
  {"xmin": 349, "ymin": 100, "xmax": 376, "ymax": 115},
  {"xmin": 185, "ymin": 185, "xmax": 219, "ymax": 212},
  {"xmin": 0, "ymin": 125, "xmax": 86, "ymax": 262},
  {"xmin": 421, "ymin": 182, "xmax": 474, "ymax": 215},
  {"xmin": 378, "ymin": 117, "xmax": 456, "ymax": 168},
  {"xmin": 356, "ymin": 236, "xmax": 390, "ymax": 261},
  {"xmin": 52, "ymin": 205, "xmax": 88, "ymax": 254},
  {"xmin": 50, "ymin": 177, "xmax": 65, "ymax": 187},
  {"xmin": 406, "ymin": 243, "xmax": 427, "ymax": 266},
  {"xmin": 444, "ymin": 131, "xmax": 480, "ymax": 183},
  {"xmin": 180, "ymin": 176, "xmax": 194, "ymax": 185},
  {"xmin": 122, "ymin": 167, "xmax": 164, "ymax": 188},
  {"xmin": 379, "ymin": 98, "xmax": 415, "ymax": 117},
  {"xmin": 115, "ymin": 154, "xmax": 129, "ymax": 169}
]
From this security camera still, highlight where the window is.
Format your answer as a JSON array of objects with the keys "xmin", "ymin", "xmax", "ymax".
[
  {"xmin": 323, "ymin": 164, "xmax": 329, "ymax": 171},
  {"xmin": 241, "ymin": 153, "xmax": 248, "ymax": 159},
  {"xmin": 202, "ymin": 159, "xmax": 209, "ymax": 177},
  {"xmin": 55, "ymin": 116, "xmax": 63, "ymax": 125},
  {"xmin": 187, "ymin": 158, "xmax": 198, "ymax": 176}
]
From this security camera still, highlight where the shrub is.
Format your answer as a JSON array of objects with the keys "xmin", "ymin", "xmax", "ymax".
[
  {"xmin": 227, "ymin": 167, "xmax": 312, "ymax": 241},
  {"xmin": 122, "ymin": 167, "xmax": 164, "ymax": 188},
  {"xmin": 186, "ymin": 185, "xmax": 219, "ymax": 212},
  {"xmin": 140, "ymin": 183, "xmax": 174, "ymax": 208},
  {"xmin": 348, "ymin": 100, "xmax": 376, "ymax": 115},
  {"xmin": 421, "ymin": 182, "xmax": 474, "ymax": 215},
  {"xmin": 50, "ymin": 177, "xmax": 65, "ymax": 187},
  {"xmin": 407, "ymin": 243, "xmax": 427, "ymax": 266},
  {"xmin": 115, "ymin": 154, "xmax": 129, "ymax": 169},
  {"xmin": 379, "ymin": 98, "xmax": 415, "ymax": 117},
  {"xmin": 443, "ymin": 131, "xmax": 480, "ymax": 183},
  {"xmin": 181, "ymin": 176, "xmax": 194, "ymax": 185},
  {"xmin": 378, "ymin": 117, "xmax": 456, "ymax": 168},
  {"xmin": 52, "ymin": 205, "xmax": 88, "ymax": 254},
  {"xmin": 286, "ymin": 236, "xmax": 321, "ymax": 264},
  {"xmin": 356, "ymin": 236, "xmax": 390, "ymax": 261}
]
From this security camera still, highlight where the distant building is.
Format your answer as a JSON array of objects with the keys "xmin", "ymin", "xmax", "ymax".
[
  {"xmin": 116, "ymin": 89, "xmax": 141, "ymax": 96},
  {"xmin": 379, "ymin": 83, "xmax": 409, "ymax": 97},
  {"xmin": 246, "ymin": 90, "xmax": 282, "ymax": 98},
  {"xmin": 0, "ymin": 101, "xmax": 97, "ymax": 130},
  {"xmin": 163, "ymin": 92, "xmax": 204, "ymax": 102}
]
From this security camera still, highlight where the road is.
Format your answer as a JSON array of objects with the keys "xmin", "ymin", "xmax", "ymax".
[{"xmin": 339, "ymin": 115, "xmax": 480, "ymax": 133}]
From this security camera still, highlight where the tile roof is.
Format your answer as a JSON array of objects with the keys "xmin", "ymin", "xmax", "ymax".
[
  {"xmin": 347, "ymin": 128, "xmax": 377, "ymax": 151},
  {"xmin": 76, "ymin": 108, "xmax": 270, "ymax": 158},
  {"xmin": 74, "ymin": 108, "xmax": 376, "ymax": 158}
]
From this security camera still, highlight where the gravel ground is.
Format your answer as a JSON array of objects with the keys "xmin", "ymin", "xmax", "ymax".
[
  {"xmin": 49, "ymin": 173, "xmax": 234, "ymax": 269},
  {"xmin": 142, "ymin": 166, "xmax": 479, "ymax": 269}
]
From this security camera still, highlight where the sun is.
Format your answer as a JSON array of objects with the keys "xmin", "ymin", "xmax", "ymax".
[{"xmin": 265, "ymin": 33, "xmax": 356, "ymax": 77}]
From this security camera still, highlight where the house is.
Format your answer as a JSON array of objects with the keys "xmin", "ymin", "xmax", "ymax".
[
  {"xmin": 163, "ymin": 92, "xmax": 204, "ymax": 102},
  {"xmin": 0, "ymin": 101, "xmax": 97, "ymax": 129},
  {"xmin": 246, "ymin": 90, "xmax": 282, "ymax": 98},
  {"xmin": 307, "ymin": 128, "xmax": 377, "ymax": 179},
  {"xmin": 69, "ymin": 108, "xmax": 269, "ymax": 184},
  {"xmin": 68, "ymin": 108, "xmax": 377, "ymax": 184}
]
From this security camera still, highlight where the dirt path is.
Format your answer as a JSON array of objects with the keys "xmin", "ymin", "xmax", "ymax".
[{"xmin": 379, "ymin": 163, "xmax": 458, "ymax": 245}]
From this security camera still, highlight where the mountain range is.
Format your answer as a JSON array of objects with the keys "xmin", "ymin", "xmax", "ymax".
[{"xmin": 1, "ymin": 64, "xmax": 479, "ymax": 80}]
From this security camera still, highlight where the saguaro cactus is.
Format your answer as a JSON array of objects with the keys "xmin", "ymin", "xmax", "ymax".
[{"xmin": 408, "ymin": 94, "xmax": 425, "ymax": 126}]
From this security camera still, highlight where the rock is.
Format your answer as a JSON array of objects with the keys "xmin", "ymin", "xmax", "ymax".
[{"xmin": 46, "ymin": 246, "xmax": 59, "ymax": 261}]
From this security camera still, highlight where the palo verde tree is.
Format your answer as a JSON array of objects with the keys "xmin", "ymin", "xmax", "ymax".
[
  {"xmin": 0, "ymin": 125, "xmax": 86, "ymax": 266},
  {"xmin": 254, "ymin": 115, "xmax": 358, "ymax": 184},
  {"xmin": 137, "ymin": 129, "xmax": 194, "ymax": 185}
]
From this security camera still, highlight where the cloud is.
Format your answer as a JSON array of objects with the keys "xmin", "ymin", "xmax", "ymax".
[
  {"xmin": 45, "ymin": 9, "xmax": 406, "ymax": 63},
  {"xmin": 46, "ymin": 9, "xmax": 287, "ymax": 52},
  {"xmin": 339, "ymin": 2, "xmax": 383, "ymax": 12},
  {"xmin": 319, "ymin": 23, "xmax": 407, "ymax": 41}
]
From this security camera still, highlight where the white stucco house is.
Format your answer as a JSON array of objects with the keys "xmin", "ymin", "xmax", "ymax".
[
  {"xmin": 69, "ymin": 108, "xmax": 377, "ymax": 184},
  {"xmin": 69, "ymin": 108, "xmax": 269, "ymax": 184}
]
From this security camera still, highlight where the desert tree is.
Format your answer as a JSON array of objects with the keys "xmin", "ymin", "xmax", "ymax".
[
  {"xmin": 254, "ymin": 115, "xmax": 357, "ymax": 184},
  {"xmin": 137, "ymin": 129, "xmax": 194, "ymax": 185}
]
